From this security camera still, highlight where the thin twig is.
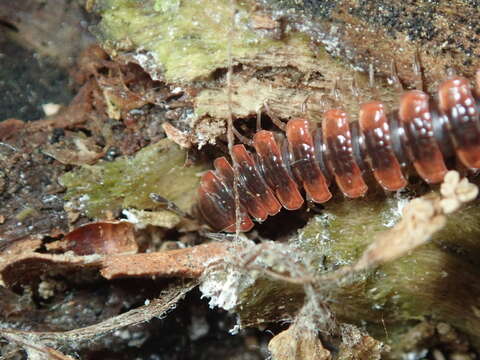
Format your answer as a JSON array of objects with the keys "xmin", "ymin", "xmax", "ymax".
[
  {"xmin": 0, "ymin": 281, "xmax": 196, "ymax": 350},
  {"xmin": 227, "ymin": 1, "xmax": 241, "ymax": 238}
]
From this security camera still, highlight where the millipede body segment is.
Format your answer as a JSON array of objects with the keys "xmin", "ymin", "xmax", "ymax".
[{"xmin": 197, "ymin": 75, "xmax": 480, "ymax": 232}]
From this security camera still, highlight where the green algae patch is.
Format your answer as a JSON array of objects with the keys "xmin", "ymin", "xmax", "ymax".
[
  {"xmin": 60, "ymin": 139, "xmax": 205, "ymax": 219},
  {"xmin": 92, "ymin": 0, "xmax": 285, "ymax": 82}
]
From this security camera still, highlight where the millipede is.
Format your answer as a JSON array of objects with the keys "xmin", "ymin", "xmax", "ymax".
[{"xmin": 197, "ymin": 71, "xmax": 480, "ymax": 232}]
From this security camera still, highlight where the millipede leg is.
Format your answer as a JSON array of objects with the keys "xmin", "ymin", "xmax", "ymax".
[
  {"xmin": 368, "ymin": 63, "xmax": 375, "ymax": 89},
  {"xmin": 350, "ymin": 74, "xmax": 361, "ymax": 102},
  {"xmin": 301, "ymin": 94, "xmax": 311, "ymax": 114},
  {"xmin": 332, "ymin": 78, "xmax": 340, "ymax": 100},
  {"xmin": 388, "ymin": 59, "xmax": 404, "ymax": 92},
  {"xmin": 149, "ymin": 193, "xmax": 193, "ymax": 219},
  {"xmin": 413, "ymin": 49, "xmax": 425, "ymax": 91},
  {"xmin": 263, "ymin": 101, "xmax": 286, "ymax": 131},
  {"xmin": 256, "ymin": 106, "xmax": 262, "ymax": 132},
  {"xmin": 232, "ymin": 123, "xmax": 254, "ymax": 146}
]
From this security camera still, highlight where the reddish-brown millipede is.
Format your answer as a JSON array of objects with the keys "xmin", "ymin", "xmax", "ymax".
[{"xmin": 197, "ymin": 71, "xmax": 480, "ymax": 232}]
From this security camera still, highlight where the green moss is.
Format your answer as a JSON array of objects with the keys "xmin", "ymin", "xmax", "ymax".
[
  {"xmin": 236, "ymin": 277, "xmax": 304, "ymax": 327},
  {"xmin": 93, "ymin": 0, "xmax": 286, "ymax": 82},
  {"xmin": 60, "ymin": 139, "xmax": 205, "ymax": 218},
  {"xmin": 232, "ymin": 196, "xmax": 480, "ymax": 348},
  {"xmin": 300, "ymin": 198, "xmax": 480, "ymax": 347},
  {"xmin": 298, "ymin": 197, "xmax": 404, "ymax": 268}
]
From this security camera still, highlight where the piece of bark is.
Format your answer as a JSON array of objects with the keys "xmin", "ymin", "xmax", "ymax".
[
  {"xmin": 2, "ymin": 235, "xmax": 42, "ymax": 255},
  {"xmin": 101, "ymin": 242, "xmax": 230, "ymax": 279},
  {"xmin": 0, "ymin": 252, "xmax": 101, "ymax": 287},
  {"xmin": 0, "ymin": 242, "xmax": 231, "ymax": 287}
]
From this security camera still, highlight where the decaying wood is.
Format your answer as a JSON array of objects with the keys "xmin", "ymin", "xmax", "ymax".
[
  {"xmin": 2, "ymin": 1, "xmax": 480, "ymax": 357},
  {"xmin": 264, "ymin": 0, "xmax": 480, "ymax": 90}
]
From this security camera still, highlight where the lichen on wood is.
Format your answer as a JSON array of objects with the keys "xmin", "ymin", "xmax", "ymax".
[{"xmin": 92, "ymin": 0, "xmax": 286, "ymax": 82}]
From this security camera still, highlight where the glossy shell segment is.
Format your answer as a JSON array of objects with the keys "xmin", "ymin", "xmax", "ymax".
[
  {"xmin": 399, "ymin": 90, "xmax": 448, "ymax": 183},
  {"xmin": 197, "ymin": 171, "xmax": 253, "ymax": 232},
  {"xmin": 286, "ymin": 118, "xmax": 332, "ymax": 203},
  {"xmin": 232, "ymin": 144, "xmax": 282, "ymax": 216},
  {"xmin": 214, "ymin": 156, "xmax": 269, "ymax": 222},
  {"xmin": 438, "ymin": 77, "xmax": 480, "ymax": 169},
  {"xmin": 322, "ymin": 109, "xmax": 368, "ymax": 198},
  {"xmin": 359, "ymin": 101, "xmax": 408, "ymax": 191},
  {"xmin": 253, "ymin": 130, "xmax": 304, "ymax": 210}
]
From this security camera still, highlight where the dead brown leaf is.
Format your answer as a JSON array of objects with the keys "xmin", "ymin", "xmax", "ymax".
[
  {"xmin": 162, "ymin": 122, "xmax": 192, "ymax": 148},
  {"xmin": 268, "ymin": 323, "xmax": 332, "ymax": 360},
  {"xmin": 42, "ymin": 135, "xmax": 104, "ymax": 165},
  {"xmin": 0, "ymin": 119, "xmax": 25, "ymax": 140},
  {"xmin": 46, "ymin": 221, "xmax": 138, "ymax": 255}
]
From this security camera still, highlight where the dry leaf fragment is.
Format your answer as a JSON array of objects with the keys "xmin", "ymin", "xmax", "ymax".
[
  {"xmin": 162, "ymin": 122, "xmax": 191, "ymax": 148},
  {"xmin": 47, "ymin": 221, "xmax": 138, "ymax": 255},
  {"xmin": 250, "ymin": 13, "xmax": 281, "ymax": 30},
  {"xmin": 122, "ymin": 208, "xmax": 181, "ymax": 229},
  {"xmin": 42, "ymin": 135, "xmax": 104, "ymax": 165},
  {"xmin": 353, "ymin": 171, "xmax": 478, "ymax": 271},
  {"xmin": 0, "ymin": 118, "xmax": 25, "ymax": 140},
  {"xmin": 268, "ymin": 323, "xmax": 331, "ymax": 360}
]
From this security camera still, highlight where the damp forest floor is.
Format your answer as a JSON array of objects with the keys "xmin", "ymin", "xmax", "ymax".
[{"xmin": 2, "ymin": 1, "xmax": 480, "ymax": 360}]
